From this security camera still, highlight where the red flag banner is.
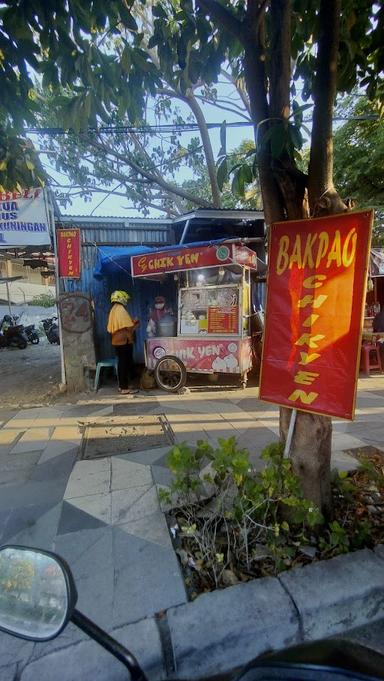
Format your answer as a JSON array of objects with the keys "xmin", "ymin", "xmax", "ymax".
[
  {"xmin": 57, "ymin": 229, "xmax": 81, "ymax": 278},
  {"xmin": 259, "ymin": 210, "xmax": 373, "ymax": 420}
]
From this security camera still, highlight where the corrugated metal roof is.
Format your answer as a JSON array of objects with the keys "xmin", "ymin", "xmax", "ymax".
[{"xmin": 60, "ymin": 216, "xmax": 172, "ymax": 225}]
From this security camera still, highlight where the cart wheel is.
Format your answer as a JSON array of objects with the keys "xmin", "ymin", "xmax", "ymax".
[{"xmin": 154, "ymin": 355, "xmax": 187, "ymax": 393}]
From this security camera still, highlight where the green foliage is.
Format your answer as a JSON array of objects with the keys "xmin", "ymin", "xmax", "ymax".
[
  {"xmin": 333, "ymin": 95, "xmax": 384, "ymax": 244},
  {"xmin": 164, "ymin": 437, "xmax": 377, "ymax": 587},
  {"xmin": 29, "ymin": 293, "xmax": 56, "ymax": 308}
]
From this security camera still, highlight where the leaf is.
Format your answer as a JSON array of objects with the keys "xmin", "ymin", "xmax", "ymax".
[
  {"xmin": 216, "ymin": 157, "xmax": 228, "ymax": 191},
  {"xmin": 121, "ymin": 46, "xmax": 131, "ymax": 73},
  {"xmin": 289, "ymin": 124, "xmax": 303, "ymax": 150}
]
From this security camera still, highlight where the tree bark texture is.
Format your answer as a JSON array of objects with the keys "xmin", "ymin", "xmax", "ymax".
[
  {"xmin": 308, "ymin": 0, "xmax": 345, "ymax": 216},
  {"xmin": 199, "ymin": 0, "xmax": 345, "ymax": 517}
]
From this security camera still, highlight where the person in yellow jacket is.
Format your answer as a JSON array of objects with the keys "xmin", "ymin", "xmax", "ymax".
[{"xmin": 107, "ymin": 290, "xmax": 139, "ymax": 394}]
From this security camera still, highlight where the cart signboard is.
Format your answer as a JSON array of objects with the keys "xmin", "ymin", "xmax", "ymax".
[
  {"xmin": 146, "ymin": 337, "xmax": 252, "ymax": 374},
  {"xmin": 131, "ymin": 243, "xmax": 257, "ymax": 277},
  {"xmin": 259, "ymin": 210, "xmax": 373, "ymax": 420}
]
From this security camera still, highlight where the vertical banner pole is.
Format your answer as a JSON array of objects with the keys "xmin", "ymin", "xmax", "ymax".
[
  {"xmin": 283, "ymin": 408, "xmax": 297, "ymax": 458},
  {"xmin": 46, "ymin": 190, "xmax": 66, "ymax": 387}
]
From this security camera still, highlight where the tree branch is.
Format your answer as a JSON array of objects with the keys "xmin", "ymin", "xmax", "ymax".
[
  {"xmin": 196, "ymin": 0, "xmax": 244, "ymax": 44},
  {"xmin": 86, "ymin": 137, "xmax": 214, "ymax": 208}
]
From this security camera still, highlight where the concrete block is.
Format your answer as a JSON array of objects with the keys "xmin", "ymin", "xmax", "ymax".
[
  {"xmin": 167, "ymin": 576, "xmax": 300, "ymax": 678},
  {"xmin": 279, "ymin": 548, "xmax": 384, "ymax": 641},
  {"xmin": 20, "ymin": 616, "xmax": 164, "ymax": 681}
]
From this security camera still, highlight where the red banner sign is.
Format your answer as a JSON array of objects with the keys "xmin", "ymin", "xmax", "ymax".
[
  {"xmin": 131, "ymin": 243, "xmax": 257, "ymax": 277},
  {"xmin": 57, "ymin": 229, "xmax": 81, "ymax": 278},
  {"xmin": 259, "ymin": 210, "xmax": 373, "ymax": 420}
]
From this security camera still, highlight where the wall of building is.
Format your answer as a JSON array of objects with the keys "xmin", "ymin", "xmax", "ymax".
[{"xmin": 58, "ymin": 219, "xmax": 172, "ymax": 363}]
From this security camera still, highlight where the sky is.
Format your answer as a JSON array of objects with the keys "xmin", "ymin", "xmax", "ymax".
[{"xmin": 33, "ymin": 79, "xmax": 262, "ymax": 219}]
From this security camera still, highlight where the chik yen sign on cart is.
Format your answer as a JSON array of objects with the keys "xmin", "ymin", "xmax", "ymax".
[{"xmin": 259, "ymin": 210, "xmax": 373, "ymax": 420}]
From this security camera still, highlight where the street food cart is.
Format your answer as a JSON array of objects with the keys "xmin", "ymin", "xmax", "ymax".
[{"xmin": 131, "ymin": 241, "xmax": 259, "ymax": 392}]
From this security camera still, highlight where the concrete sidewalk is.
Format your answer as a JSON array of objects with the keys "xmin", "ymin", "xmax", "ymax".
[{"xmin": 0, "ymin": 376, "xmax": 383, "ymax": 679}]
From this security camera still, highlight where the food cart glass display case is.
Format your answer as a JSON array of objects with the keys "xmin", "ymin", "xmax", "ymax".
[{"xmin": 131, "ymin": 242, "xmax": 258, "ymax": 392}]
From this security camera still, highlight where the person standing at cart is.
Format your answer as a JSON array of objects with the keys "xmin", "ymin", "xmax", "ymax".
[{"xmin": 107, "ymin": 290, "xmax": 139, "ymax": 394}]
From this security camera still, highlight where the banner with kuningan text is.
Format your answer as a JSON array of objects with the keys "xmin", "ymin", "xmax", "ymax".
[
  {"xmin": 0, "ymin": 188, "xmax": 51, "ymax": 248},
  {"xmin": 57, "ymin": 229, "xmax": 81, "ymax": 278},
  {"xmin": 259, "ymin": 210, "xmax": 373, "ymax": 420}
]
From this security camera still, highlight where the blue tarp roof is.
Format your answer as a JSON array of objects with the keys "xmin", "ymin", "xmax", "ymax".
[{"xmin": 93, "ymin": 239, "xmax": 228, "ymax": 278}]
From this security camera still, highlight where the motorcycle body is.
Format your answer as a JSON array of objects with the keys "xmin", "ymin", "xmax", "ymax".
[
  {"xmin": 24, "ymin": 323, "xmax": 40, "ymax": 344},
  {"xmin": 0, "ymin": 545, "xmax": 383, "ymax": 681},
  {"xmin": 41, "ymin": 316, "xmax": 60, "ymax": 344},
  {"xmin": 0, "ymin": 316, "xmax": 28, "ymax": 349}
]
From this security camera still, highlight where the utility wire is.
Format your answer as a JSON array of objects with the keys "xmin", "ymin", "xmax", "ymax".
[{"xmin": 25, "ymin": 114, "xmax": 379, "ymax": 136}]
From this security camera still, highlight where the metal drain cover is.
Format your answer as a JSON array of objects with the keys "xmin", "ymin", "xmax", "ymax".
[{"xmin": 79, "ymin": 414, "xmax": 174, "ymax": 460}]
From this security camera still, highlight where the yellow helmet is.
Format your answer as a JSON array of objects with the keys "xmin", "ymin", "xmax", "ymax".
[{"xmin": 111, "ymin": 290, "xmax": 130, "ymax": 305}]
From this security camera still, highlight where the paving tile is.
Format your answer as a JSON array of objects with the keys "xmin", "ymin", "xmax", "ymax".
[
  {"xmin": 112, "ymin": 527, "xmax": 186, "ymax": 626},
  {"xmin": 111, "ymin": 458, "xmax": 153, "ymax": 490},
  {"xmin": 10, "ymin": 427, "xmax": 52, "ymax": 454},
  {"xmin": 111, "ymin": 485, "xmax": 156, "ymax": 525},
  {"xmin": 29, "ymin": 450, "xmax": 76, "ymax": 484},
  {"xmin": 0, "ymin": 631, "xmax": 34, "ymax": 674},
  {"xmin": 331, "ymin": 450, "xmax": 360, "ymax": 473},
  {"xmin": 332, "ymin": 432, "xmax": 366, "ymax": 451},
  {"xmin": 38, "ymin": 441, "xmax": 78, "ymax": 464},
  {"xmin": 51, "ymin": 425, "xmax": 81, "ymax": 442},
  {"xmin": 0, "ymin": 479, "xmax": 68, "ymax": 514},
  {"xmin": 23, "ymin": 618, "xmax": 164, "ymax": 681},
  {"xmin": 0, "ymin": 501, "xmax": 58, "ymax": 545},
  {"xmin": 118, "ymin": 511, "xmax": 172, "ymax": 547},
  {"xmin": 8, "ymin": 503, "xmax": 62, "ymax": 550},
  {"xmin": 54, "ymin": 527, "xmax": 114, "ymax": 629},
  {"xmin": 58, "ymin": 500, "xmax": 108, "ymax": 535},
  {"xmin": 0, "ymin": 430, "xmax": 20, "ymax": 445},
  {"xmin": 64, "ymin": 459, "xmax": 111, "ymax": 499},
  {"xmin": 151, "ymin": 464, "xmax": 174, "ymax": 487},
  {"xmin": 68, "ymin": 492, "xmax": 112, "ymax": 524},
  {"xmin": 117, "ymin": 445, "xmax": 173, "ymax": 465}
]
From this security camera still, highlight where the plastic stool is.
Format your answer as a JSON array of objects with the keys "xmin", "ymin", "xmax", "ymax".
[
  {"xmin": 94, "ymin": 358, "xmax": 118, "ymax": 391},
  {"xmin": 360, "ymin": 342, "xmax": 382, "ymax": 376}
]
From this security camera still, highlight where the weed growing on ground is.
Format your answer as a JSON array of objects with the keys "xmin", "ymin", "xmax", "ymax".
[{"xmin": 159, "ymin": 438, "xmax": 383, "ymax": 595}]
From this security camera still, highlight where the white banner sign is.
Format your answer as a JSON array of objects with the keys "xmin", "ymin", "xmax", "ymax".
[{"xmin": 0, "ymin": 188, "xmax": 51, "ymax": 248}]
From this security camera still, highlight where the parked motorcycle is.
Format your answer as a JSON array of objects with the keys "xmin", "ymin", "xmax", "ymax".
[
  {"xmin": 24, "ymin": 323, "xmax": 40, "ymax": 344},
  {"xmin": 0, "ymin": 545, "xmax": 383, "ymax": 680},
  {"xmin": 0, "ymin": 315, "xmax": 28, "ymax": 349},
  {"xmin": 41, "ymin": 316, "xmax": 60, "ymax": 344}
]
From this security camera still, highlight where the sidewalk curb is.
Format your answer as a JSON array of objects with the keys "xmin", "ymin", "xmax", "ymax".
[
  {"xmin": 167, "ymin": 544, "xmax": 384, "ymax": 679},
  {"xmin": 17, "ymin": 544, "xmax": 384, "ymax": 681}
]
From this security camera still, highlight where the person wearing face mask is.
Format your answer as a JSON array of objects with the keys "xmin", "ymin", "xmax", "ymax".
[
  {"xmin": 107, "ymin": 290, "xmax": 139, "ymax": 394},
  {"xmin": 147, "ymin": 296, "xmax": 173, "ymax": 337}
]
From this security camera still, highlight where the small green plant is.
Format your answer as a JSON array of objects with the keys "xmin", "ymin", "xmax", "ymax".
[
  {"xmin": 163, "ymin": 438, "xmax": 326, "ymax": 586},
  {"xmin": 358, "ymin": 457, "xmax": 384, "ymax": 488},
  {"xmin": 163, "ymin": 438, "xmax": 380, "ymax": 591},
  {"xmin": 29, "ymin": 293, "xmax": 56, "ymax": 307}
]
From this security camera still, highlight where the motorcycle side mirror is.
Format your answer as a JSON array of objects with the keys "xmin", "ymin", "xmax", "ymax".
[{"xmin": 0, "ymin": 545, "xmax": 77, "ymax": 641}]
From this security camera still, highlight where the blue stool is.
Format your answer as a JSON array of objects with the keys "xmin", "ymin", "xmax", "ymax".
[{"xmin": 94, "ymin": 358, "xmax": 118, "ymax": 391}]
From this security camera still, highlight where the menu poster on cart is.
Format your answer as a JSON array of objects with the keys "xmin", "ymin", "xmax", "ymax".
[
  {"xmin": 259, "ymin": 210, "xmax": 373, "ymax": 420},
  {"xmin": 208, "ymin": 306, "xmax": 239, "ymax": 334}
]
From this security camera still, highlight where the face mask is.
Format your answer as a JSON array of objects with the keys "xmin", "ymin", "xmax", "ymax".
[{"xmin": 155, "ymin": 304, "xmax": 165, "ymax": 310}]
